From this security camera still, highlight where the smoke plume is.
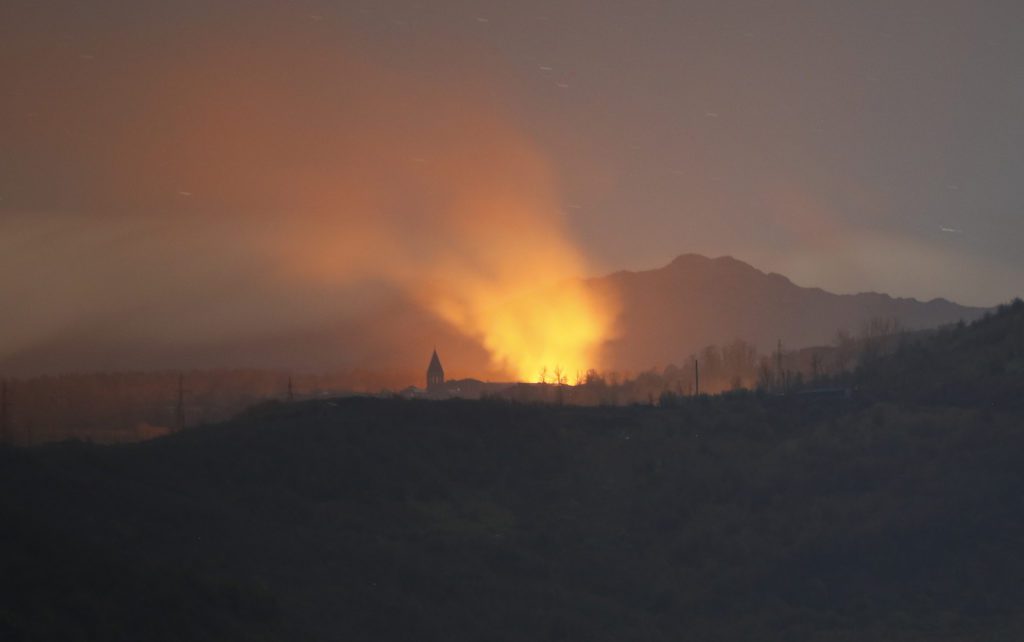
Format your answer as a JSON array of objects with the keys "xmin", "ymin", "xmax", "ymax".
[{"xmin": 0, "ymin": 7, "xmax": 615, "ymax": 380}]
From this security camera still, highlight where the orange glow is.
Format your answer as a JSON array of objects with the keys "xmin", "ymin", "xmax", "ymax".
[
  {"xmin": 0, "ymin": 17, "xmax": 619, "ymax": 379},
  {"xmin": 456, "ymin": 280, "xmax": 613, "ymax": 382},
  {"xmin": 422, "ymin": 209, "xmax": 616, "ymax": 381}
]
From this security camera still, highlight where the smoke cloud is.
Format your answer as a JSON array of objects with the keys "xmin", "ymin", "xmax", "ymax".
[{"xmin": 0, "ymin": 6, "xmax": 615, "ymax": 379}]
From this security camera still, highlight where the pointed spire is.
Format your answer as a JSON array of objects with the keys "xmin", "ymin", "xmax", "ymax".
[
  {"xmin": 427, "ymin": 348, "xmax": 445, "ymax": 390},
  {"xmin": 428, "ymin": 349, "xmax": 443, "ymax": 374}
]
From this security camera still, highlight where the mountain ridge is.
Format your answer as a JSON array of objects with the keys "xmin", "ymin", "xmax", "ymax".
[
  {"xmin": 0, "ymin": 253, "xmax": 990, "ymax": 377},
  {"xmin": 608, "ymin": 252, "xmax": 968, "ymax": 305},
  {"xmin": 589, "ymin": 253, "xmax": 987, "ymax": 370}
]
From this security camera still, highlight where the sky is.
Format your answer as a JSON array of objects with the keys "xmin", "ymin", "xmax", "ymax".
[
  {"xmin": 358, "ymin": 0, "xmax": 1024, "ymax": 305},
  {"xmin": 2, "ymin": 0, "xmax": 1022, "ymax": 375},
  {"xmin": 282, "ymin": 0, "xmax": 1024, "ymax": 303}
]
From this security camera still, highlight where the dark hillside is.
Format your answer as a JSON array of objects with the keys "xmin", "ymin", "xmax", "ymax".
[
  {"xmin": 2, "ymin": 303, "xmax": 1024, "ymax": 641},
  {"xmin": 857, "ymin": 298, "xmax": 1024, "ymax": 408}
]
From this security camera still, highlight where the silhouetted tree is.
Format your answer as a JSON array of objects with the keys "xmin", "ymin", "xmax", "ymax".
[
  {"xmin": 860, "ymin": 317, "xmax": 903, "ymax": 364},
  {"xmin": 810, "ymin": 351, "xmax": 823, "ymax": 380},
  {"xmin": 834, "ymin": 329, "xmax": 856, "ymax": 372},
  {"xmin": 553, "ymin": 366, "xmax": 566, "ymax": 386}
]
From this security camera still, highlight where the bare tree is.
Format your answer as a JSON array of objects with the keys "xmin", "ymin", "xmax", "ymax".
[
  {"xmin": 860, "ymin": 317, "xmax": 903, "ymax": 364},
  {"xmin": 834, "ymin": 329, "xmax": 856, "ymax": 372},
  {"xmin": 757, "ymin": 360, "xmax": 775, "ymax": 392},
  {"xmin": 810, "ymin": 351, "xmax": 823, "ymax": 380},
  {"xmin": 722, "ymin": 339, "xmax": 758, "ymax": 389},
  {"xmin": 584, "ymin": 369, "xmax": 605, "ymax": 386}
]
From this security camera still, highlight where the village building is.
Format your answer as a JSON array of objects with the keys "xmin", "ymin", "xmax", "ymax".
[{"xmin": 426, "ymin": 349, "xmax": 445, "ymax": 392}]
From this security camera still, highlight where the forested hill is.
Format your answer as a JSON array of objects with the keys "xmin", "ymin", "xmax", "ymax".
[
  {"xmin": 2, "ymin": 302, "xmax": 1024, "ymax": 642},
  {"xmin": 855, "ymin": 298, "xmax": 1024, "ymax": 408}
]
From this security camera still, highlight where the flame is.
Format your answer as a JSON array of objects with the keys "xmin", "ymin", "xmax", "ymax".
[
  {"xmin": 389, "ymin": 183, "xmax": 617, "ymax": 381},
  {"xmin": 423, "ymin": 217, "xmax": 615, "ymax": 381},
  {"xmin": 463, "ymin": 280, "xmax": 613, "ymax": 382}
]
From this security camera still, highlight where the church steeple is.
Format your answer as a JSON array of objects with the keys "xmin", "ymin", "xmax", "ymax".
[{"xmin": 426, "ymin": 349, "xmax": 445, "ymax": 391}]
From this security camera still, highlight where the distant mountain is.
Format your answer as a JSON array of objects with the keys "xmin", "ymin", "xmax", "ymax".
[
  {"xmin": 0, "ymin": 253, "xmax": 989, "ymax": 379},
  {"xmin": 591, "ymin": 254, "xmax": 987, "ymax": 370}
]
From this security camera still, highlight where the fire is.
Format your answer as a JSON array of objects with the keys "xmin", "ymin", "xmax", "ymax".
[
  {"xmin": 427, "ymin": 250, "xmax": 615, "ymax": 382},
  {"xmin": 475, "ymin": 281, "xmax": 613, "ymax": 382}
]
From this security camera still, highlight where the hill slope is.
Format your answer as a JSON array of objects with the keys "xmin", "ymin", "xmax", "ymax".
[
  {"xmin": 3, "ymin": 303, "xmax": 1024, "ymax": 642},
  {"xmin": 856, "ymin": 298, "xmax": 1024, "ymax": 408},
  {"xmin": 592, "ymin": 254, "xmax": 986, "ymax": 369}
]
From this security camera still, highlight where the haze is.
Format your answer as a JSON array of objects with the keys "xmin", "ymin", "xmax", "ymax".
[{"xmin": 2, "ymin": 0, "xmax": 1022, "ymax": 377}]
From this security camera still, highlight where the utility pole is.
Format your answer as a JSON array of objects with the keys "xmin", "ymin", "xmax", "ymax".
[
  {"xmin": 776, "ymin": 339, "xmax": 784, "ymax": 392},
  {"xmin": 174, "ymin": 373, "xmax": 185, "ymax": 432},
  {"xmin": 287, "ymin": 375, "xmax": 294, "ymax": 402},
  {"xmin": 1, "ymin": 379, "xmax": 9, "ymax": 445},
  {"xmin": 694, "ymin": 358, "xmax": 700, "ymax": 396}
]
